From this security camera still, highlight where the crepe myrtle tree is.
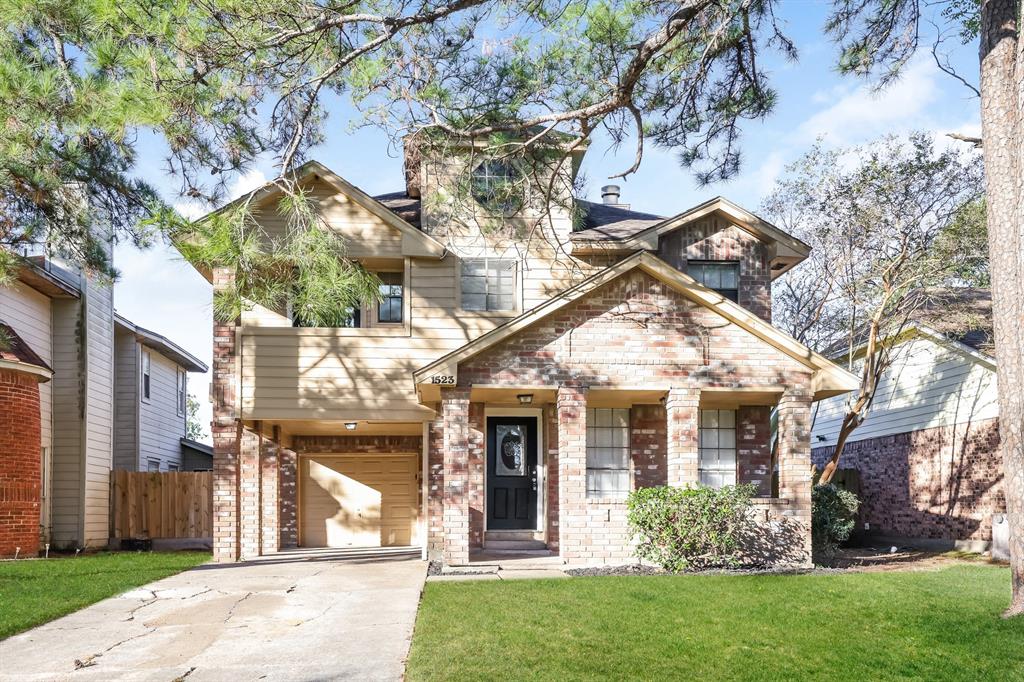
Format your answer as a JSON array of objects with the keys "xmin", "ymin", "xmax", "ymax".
[
  {"xmin": 2, "ymin": 0, "xmax": 1022, "ymax": 615},
  {"xmin": 763, "ymin": 133, "xmax": 985, "ymax": 486}
]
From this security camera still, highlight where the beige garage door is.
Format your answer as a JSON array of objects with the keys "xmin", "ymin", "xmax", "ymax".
[{"xmin": 300, "ymin": 454, "xmax": 418, "ymax": 548}]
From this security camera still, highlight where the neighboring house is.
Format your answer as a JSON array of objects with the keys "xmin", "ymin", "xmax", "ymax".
[
  {"xmin": 0, "ymin": 256, "xmax": 208, "ymax": 554},
  {"xmin": 192, "ymin": 139, "xmax": 858, "ymax": 567},
  {"xmin": 113, "ymin": 314, "xmax": 208, "ymax": 473},
  {"xmin": 811, "ymin": 290, "xmax": 1005, "ymax": 551}
]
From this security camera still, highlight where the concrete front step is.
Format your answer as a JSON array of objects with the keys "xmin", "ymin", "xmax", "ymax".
[{"xmin": 484, "ymin": 530, "xmax": 544, "ymax": 542}]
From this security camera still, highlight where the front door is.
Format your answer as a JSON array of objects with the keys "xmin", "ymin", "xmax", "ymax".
[{"xmin": 486, "ymin": 416, "xmax": 538, "ymax": 530}]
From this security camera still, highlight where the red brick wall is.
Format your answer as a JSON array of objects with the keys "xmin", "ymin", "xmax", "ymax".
[
  {"xmin": 737, "ymin": 406, "xmax": 772, "ymax": 495},
  {"xmin": 812, "ymin": 419, "xmax": 1005, "ymax": 542},
  {"xmin": 0, "ymin": 369, "xmax": 42, "ymax": 558},
  {"xmin": 658, "ymin": 221, "xmax": 773, "ymax": 320},
  {"xmin": 468, "ymin": 403, "xmax": 485, "ymax": 550},
  {"xmin": 211, "ymin": 267, "xmax": 241, "ymax": 562},
  {"xmin": 427, "ymin": 414, "xmax": 444, "ymax": 557},
  {"xmin": 544, "ymin": 404, "xmax": 560, "ymax": 551},
  {"xmin": 631, "ymin": 404, "xmax": 667, "ymax": 488},
  {"xmin": 278, "ymin": 447, "xmax": 298, "ymax": 549}
]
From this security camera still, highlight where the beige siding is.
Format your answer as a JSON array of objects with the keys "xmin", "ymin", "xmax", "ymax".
[
  {"xmin": 82, "ymin": 279, "xmax": 114, "ymax": 546},
  {"xmin": 0, "ymin": 282, "xmax": 54, "ymax": 534},
  {"xmin": 113, "ymin": 329, "xmax": 138, "ymax": 470},
  {"xmin": 139, "ymin": 349, "xmax": 187, "ymax": 470},
  {"xmin": 812, "ymin": 336, "xmax": 999, "ymax": 447}
]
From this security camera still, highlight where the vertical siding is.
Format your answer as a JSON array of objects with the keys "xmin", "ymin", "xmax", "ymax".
[
  {"xmin": 811, "ymin": 336, "xmax": 999, "ymax": 446},
  {"xmin": 49, "ymin": 297, "xmax": 83, "ymax": 546},
  {"xmin": 138, "ymin": 349, "xmax": 187, "ymax": 469},
  {"xmin": 0, "ymin": 283, "xmax": 54, "ymax": 535},
  {"xmin": 82, "ymin": 278, "xmax": 114, "ymax": 546},
  {"xmin": 112, "ymin": 329, "xmax": 138, "ymax": 470}
]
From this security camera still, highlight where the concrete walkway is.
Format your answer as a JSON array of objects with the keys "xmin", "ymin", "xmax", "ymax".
[{"xmin": 0, "ymin": 549, "xmax": 427, "ymax": 681}]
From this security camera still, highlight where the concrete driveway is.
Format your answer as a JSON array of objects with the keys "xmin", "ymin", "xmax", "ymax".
[{"xmin": 0, "ymin": 548, "xmax": 427, "ymax": 681}]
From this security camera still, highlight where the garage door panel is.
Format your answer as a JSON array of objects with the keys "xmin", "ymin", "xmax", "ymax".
[{"xmin": 301, "ymin": 454, "xmax": 418, "ymax": 548}]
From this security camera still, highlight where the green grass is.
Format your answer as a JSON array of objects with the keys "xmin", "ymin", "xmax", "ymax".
[
  {"xmin": 408, "ymin": 565, "xmax": 1024, "ymax": 681},
  {"xmin": 0, "ymin": 551, "xmax": 209, "ymax": 639}
]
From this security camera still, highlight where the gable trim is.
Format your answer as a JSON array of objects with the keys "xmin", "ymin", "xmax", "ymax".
[{"xmin": 413, "ymin": 251, "xmax": 858, "ymax": 399}]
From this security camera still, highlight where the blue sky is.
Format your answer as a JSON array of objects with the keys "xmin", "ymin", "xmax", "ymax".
[{"xmin": 112, "ymin": 4, "xmax": 982, "ymax": 441}]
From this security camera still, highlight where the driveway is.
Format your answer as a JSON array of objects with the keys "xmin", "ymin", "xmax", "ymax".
[{"xmin": 0, "ymin": 549, "xmax": 427, "ymax": 681}]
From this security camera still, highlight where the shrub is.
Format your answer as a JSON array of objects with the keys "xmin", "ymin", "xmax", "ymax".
[
  {"xmin": 811, "ymin": 484, "xmax": 860, "ymax": 564},
  {"xmin": 626, "ymin": 484, "xmax": 757, "ymax": 572}
]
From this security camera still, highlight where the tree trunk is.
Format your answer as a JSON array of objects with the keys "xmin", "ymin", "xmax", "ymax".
[{"xmin": 979, "ymin": 0, "xmax": 1024, "ymax": 618}]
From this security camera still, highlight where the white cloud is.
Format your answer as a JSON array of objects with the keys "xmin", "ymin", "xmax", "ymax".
[
  {"xmin": 227, "ymin": 169, "xmax": 268, "ymax": 200},
  {"xmin": 797, "ymin": 59, "xmax": 940, "ymax": 144}
]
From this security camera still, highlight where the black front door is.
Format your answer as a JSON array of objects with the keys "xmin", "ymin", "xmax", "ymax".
[{"xmin": 486, "ymin": 416, "xmax": 538, "ymax": 530}]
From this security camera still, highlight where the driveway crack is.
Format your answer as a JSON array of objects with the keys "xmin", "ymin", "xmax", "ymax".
[{"xmin": 223, "ymin": 592, "xmax": 253, "ymax": 623}]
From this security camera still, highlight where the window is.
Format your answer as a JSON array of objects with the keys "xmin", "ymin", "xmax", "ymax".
[
  {"xmin": 176, "ymin": 368, "xmax": 187, "ymax": 416},
  {"xmin": 292, "ymin": 303, "xmax": 361, "ymax": 328},
  {"xmin": 699, "ymin": 409, "xmax": 737, "ymax": 488},
  {"xmin": 141, "ymin": 349, "xmax": 151, "ymax": 401},
  {"xmin": 689, "ymin": 261, "xmax": 740, "ymax": 302},
  {"xmin": 147, "ymin": 459, "xmax": 161, "ymax": 472},
  {"xmin": 461, "ymin": 258, "xmax": 516, "ymax": 312},
  {"xmin": 470, "ymin": 160, "xmax": 522, "ymax": 213},
  {"xmin": 376, "ymin": 271, "xmax": 404, "ymax": 323},
  {"xmin": 586, "ymin": 408, "xmax": 630, "ymax": 498},
  {"xmin": 167, "ymin": 464, "xmax": 179, "ymax": 472}
]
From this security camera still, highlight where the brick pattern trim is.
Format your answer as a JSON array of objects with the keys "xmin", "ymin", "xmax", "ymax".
[
  {"xmin": 0, "ymin": 369, "xmax": 42, "ymax": 558},
  {"xmin": 811, "ymin": 418, "xmax": 1005, "ymax": 542}
]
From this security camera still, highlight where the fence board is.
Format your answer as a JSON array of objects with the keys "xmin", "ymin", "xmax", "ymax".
[{"xmin": 110, "ymin": 470, "xmax": 213, "ymax": 539}]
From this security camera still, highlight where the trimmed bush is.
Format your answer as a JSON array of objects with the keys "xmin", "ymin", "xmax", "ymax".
[
  {"xmin": 811, "ymin": 483, "xmax": 860, "ymax": 564},
  {"xmin": 626, "ymin": 484, "xmax": 756, "ymax": 572}
]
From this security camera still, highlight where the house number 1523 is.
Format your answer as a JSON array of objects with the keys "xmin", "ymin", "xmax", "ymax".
[{"xmin": 430, "ymin": 375, "xmax": 455, "ymax": 384}]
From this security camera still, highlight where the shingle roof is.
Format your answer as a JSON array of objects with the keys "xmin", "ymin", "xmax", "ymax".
[
  {"xmin": 0, "ymin": 322, "xmax": 52, "ymax": 373},
  {"xmin": 369, "ymin": 192, "xmax": 664, "ymax": 237},
  {"xmin": 914, "ymin": 288, "xmax": 993, "ymax": 354}
]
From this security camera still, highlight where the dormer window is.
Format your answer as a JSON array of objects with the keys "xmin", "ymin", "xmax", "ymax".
[
  {"xmin": 470, "ymin": 160, "xmax": 522, "ymax": 213},
  {"xmin": 689, "ymin": 261, "xmax": 740, "ymax": 303}
]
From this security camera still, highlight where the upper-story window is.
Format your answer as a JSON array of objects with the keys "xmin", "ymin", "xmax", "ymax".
[
  {"xmin": 461, "ymin": 258, "xmax": 517, "ymax": 312},
  {"xmin": 699, "ymin": 409, "xmax": 737, "ymax": 488},
  {"xmin": 470, "ymin": 160, "xmax": 523, "ymax": 213},
  {"xmin": 689, "ymin": 261, "xmax": 740, "ymax": 302},
  {"xmin": 376, "ymin": 272, "xmax": 404, "ymax": 324},
  {"xmin": 141, "ymin": 349, "xmax": 152, "ymax": 402},
  {"xmin": 176, "ymin": 368, "xmax": 187, "ymax": 416}
]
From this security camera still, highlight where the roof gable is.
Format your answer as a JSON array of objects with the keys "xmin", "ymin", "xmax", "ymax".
[{"xmin": 414, "ymin": 252, "xmax": 857, "ymax": 400}]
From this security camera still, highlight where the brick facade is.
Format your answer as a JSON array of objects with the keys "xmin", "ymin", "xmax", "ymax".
[
  {"xmin": 811, "ymin": 418, "xmax": 1005, "ymax": 543},
  {"xmin": 0, "ymin": 369, "xmax": 42, "ymax": 558}
]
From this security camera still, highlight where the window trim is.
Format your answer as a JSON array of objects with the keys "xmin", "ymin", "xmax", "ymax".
[
  {"xmin": 698, "ymin": 408, "xmax": 738, "ymax": 488},
  {"xmin": 688, "ymin": 260, "xmax": 741, "ymax": 303},
  {"xmin": 176, "ymin": 367, "xmax": 187, "ymax": 417},
  {"xmin": 458, "ymin": 256, "xmax": 520, "ymax": 314},
  {"xmin": 146, "ymin": 458, "xmax": 161, "ymax": 472},
  {"xmin": 141, "ymin": 348, "xmax": 152, "ymax": 403},
  {"xmin": 372, "ymin": 269, "xmax": 405, "ymax": 326},
  {"xmin": 585, "ymin": 407, "xmax": 632, "ymax": 499}
]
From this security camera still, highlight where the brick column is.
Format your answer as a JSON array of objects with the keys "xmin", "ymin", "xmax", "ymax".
[
  {"xmin": 278, "ymin": 445, "xmax": 298, "ymax": 549},
  {"xmin": 665, "ymin": 387, "xmax": 700, "ymax": 487},
  {"xmin": 777, "ymin": 385, "xmax": 813, "ymax": 565},
  {"xmin": 211, "ymin": 266, "xmax": 240, "ymax": 562},
  {"xmin": 737, "ymin": 406, "xmax": 772, "ymax": 496},
  {"xmin": 261, "ymin": 431, "xmax": 280, "ymax": 554},
  {"xmin": 426, "ymin": 412, "xmax": 445, "ymax": 559},
  {"xmin": 239, "ymin": 428, "xmax": 261, "ymax": 560},
  {"xmin": 441, "ymin": 387, "xmax": 471, "ymax": 565},
  {"xmin": 557, "ymin": 385, "xmax": 587, "ymax": 562}
]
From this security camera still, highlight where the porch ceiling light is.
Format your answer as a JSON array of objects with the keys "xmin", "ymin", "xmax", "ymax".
[
  {"xmin": 344, "ymin": 422, "xmax": 358, "ymax": 431},
  {"xmin": 517, "ymin": 393, "xmax": 534, "ymax": 405}
]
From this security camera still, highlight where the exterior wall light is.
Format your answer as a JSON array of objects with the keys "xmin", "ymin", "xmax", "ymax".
[
  {"xmin": 517, "ymin": 394, "xmax": 533, "ymax": 405},
  {"xmin": 344, "ymin": 422, "xmax": 357, "ymax": 431}
]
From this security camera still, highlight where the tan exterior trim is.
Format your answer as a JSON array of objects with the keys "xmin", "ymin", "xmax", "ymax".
[
  {"xmin": 413, "ymin": 251, "xmax": 858, "ymax": 399},
  {"xmin": 192, "ymin": 160, "xmax": 447, "ymax": 261},
  {"xmin": 570, "ymin": 197, "xmax": 810, "ymax": 277}
]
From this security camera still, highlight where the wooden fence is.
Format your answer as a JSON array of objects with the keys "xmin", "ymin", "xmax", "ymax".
[{"xmin": 110, "ymin": 470, "xmax": 212, "ymax": 540}]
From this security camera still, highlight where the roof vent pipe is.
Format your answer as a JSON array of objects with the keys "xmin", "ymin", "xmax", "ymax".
[{"xmin": 601, "ymin": 185, "xmax": 621, "ymax": 205}]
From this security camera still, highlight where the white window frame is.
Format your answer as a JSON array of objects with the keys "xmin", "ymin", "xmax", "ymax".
[
  {"xmin": 141, "ymin": 348, "xmax": 152, "ymax": 403},
  {"xmin": 699, "ymin": 409, "xmax": 737, "ymax": 488},
  {"xmin": 146, "ymin": 458, "xmax": 161, "ymax": 472},
  {"xmin": 176, "ymin": 367, "xmax": 187, "ymax": 416},
  {"xmin": 460, "ymin": 257, "xmax": 518, "ymax": 313},
  {"xmin": 586, "ymin": 407, "xmax": 631, "ymax": 499}
]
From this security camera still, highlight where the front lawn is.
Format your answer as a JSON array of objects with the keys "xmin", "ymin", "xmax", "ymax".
[
  {"xmin": 0, "ymin": 551, "xmax": 209, "ymax": 639},
  {"xmin": 407, "ymin": 564, "xmax": 1024, "ymax": 681}
]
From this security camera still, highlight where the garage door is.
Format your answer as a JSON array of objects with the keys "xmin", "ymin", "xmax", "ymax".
[{"xmin": 300, "ymin": 454, "xmax": 418, "ymax": 548}]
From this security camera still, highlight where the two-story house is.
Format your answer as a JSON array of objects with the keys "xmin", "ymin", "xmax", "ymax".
[
  {"xmin": 0, "ymin": 255, "xmax": 207, "ymax": 556},
  {"xmin": 195, "ymin": 138, "xmax": 858, "ymax": 566}
]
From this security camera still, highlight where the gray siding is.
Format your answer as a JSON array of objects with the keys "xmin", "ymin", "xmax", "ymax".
[
  {"xmin": 49, "ymin": 297, "xmax": 83, "ymax": 547},
  {"xmin": 82, "ymin": 278, "xmax": 114, "ymax": 546},
  {"xmin": 812, "ymin": 336, "xmax": 999, "ymax": 447},
  {"xmin": 113, "ymin": 328, "xmax": 138, "ymax": 470},
  {"xmin": 139, "ymin": 348, "xmax": 187, "ymax": 470}
]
